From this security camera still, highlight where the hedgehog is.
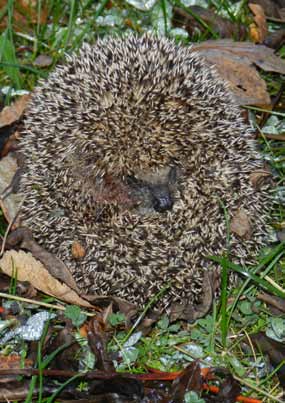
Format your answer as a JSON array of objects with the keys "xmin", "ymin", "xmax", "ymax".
[{"xmin": 19, "ymin": 34, "xmax": 270, "ymax": 315}]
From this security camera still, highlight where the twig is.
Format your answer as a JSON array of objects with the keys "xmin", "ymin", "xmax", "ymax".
[{"xmin": 0, "ymin": 291, "xmax": 95, "ymax": 317}]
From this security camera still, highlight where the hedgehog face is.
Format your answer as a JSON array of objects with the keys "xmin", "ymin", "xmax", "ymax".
[
  {"xmin": 125, "ymin": 165, "xmax": 178, "ymax": 213},
  {"xmin": 75, "ymin": 163, "xmax": 180, "ymax": 214}
]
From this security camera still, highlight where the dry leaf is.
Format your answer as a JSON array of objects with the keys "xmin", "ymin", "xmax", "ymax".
[
  {"xmin": 192, "ymin": 40, "xmax": 285, "ymax": 74},
  {"xmin": 0, "ymin": 154, "xmax": 22, "ymax": 224},
  {"xmin": 192, "ymin": 39, "xmax": 285, "ymax": 105},
  {"xmin": 71, "ymin": 241, "xmax": 86, "ymax": 259},
  {"xmin": 0, "ymin": 354, "xmax": 33, "ymax": 370},
  {"xmin": 0, "ymin": 0, "xmax": 48, "ymax": 30},
  {"xmin": 249, "ymin": 0, "xmax": 282, "ymax": 19},
  {"xmin": 207, "ymin": 55, "xmax": 269, "ymax": 105},
  {"xmin": 264, "ymin": 28, "xmax": 285, "ymax": 49},
  {"xmin": 249, "ymin": 3, "xmax": 268, "ymax": 43},
  {"xmin": 0, "ymin": 95, "xmax": 30, "ymax": 128},
  {"xmin": 0, "ymin": 250, "xmax": 93, "ymax": 308},
  {"xmin": 249, "ymin": 169, "xmax": 272, "ymax": 189},
  {"xmin": 173, "ymin": 6, "xmax": 246, "ymax": 40},
  {"xmin": 230, "ymin": 208, "xmax": 252, "ymax": 239}
]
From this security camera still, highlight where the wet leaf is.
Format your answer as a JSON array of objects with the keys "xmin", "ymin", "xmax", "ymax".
[
  {"xmin": 212, "ymin": 374, "xmax": 241, "ymax": 403},
  {"xmin": 46, "ymin": 328, "xmax": 82, "ymax": 374},
  {"xmin": 185, "ymin": 391, "xmax": 205, "ymax": 402},
  {"xmin": 90, "ymin": 376, "xmax": 144, "ymax": 400},
  {"xmin": 251, "ymin": 332, "xmax": 285, "ymax": 387},
  {"xmin": 266, "ymin": 317, "xmax": 285, "ymax": 341},
  {"xmin": 124, "ymin": 0, "xmax": 156, "ymax": 11},
  {"xmin": 167, "ymin": 361, "xmax": 203, "ymax": 402},
  {"xmin": 88, "ymin": 316, "xmax": 115, "ymax": 372}
]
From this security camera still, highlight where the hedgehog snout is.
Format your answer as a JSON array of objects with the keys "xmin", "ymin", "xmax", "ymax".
[
  {"xmin": 126, "ymin": 166, "xmax": 177, "ymax": 213},
  {"xmin": 150, "ymin": 184, "xmax": 174, "ymax": 212}
]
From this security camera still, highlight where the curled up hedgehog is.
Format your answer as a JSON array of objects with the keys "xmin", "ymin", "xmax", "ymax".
[{"xmin": 19, "ymin": 35, "xmax": 270, "ymax": 319}]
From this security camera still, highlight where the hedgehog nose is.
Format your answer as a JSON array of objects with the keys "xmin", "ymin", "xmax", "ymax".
[{"xmin": 152, "ymin": 191, "xmax": 174, "ymax": 212}]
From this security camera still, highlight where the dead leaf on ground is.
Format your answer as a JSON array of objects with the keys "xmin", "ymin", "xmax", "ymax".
[
  {"xmin": 0, "ymin": 1, "xmax": 48, "ymax": 31},
  {"xmin": 264, "ymin": 28, "xmax": 285, "ymax": 49},
  {"xmin": 258, "ymin": 292, "xmax": 285, "ymax": 314},
  {"xmin": 0, "ymin": 250, "xmax": 93, "ymax": 308},
  {"xmin": 0, "ymin": 94, "xmax": 30, "ymax": 128},
  {"xmin": 230, "ymin": 208, "xmax": 252, "ymax": 239},
  {"xmin": 83, "ymin": 295, "xmax": 138, "ymax": 324},
  {"xmin": 88, "ymin": 316, "xmax": 115, "ymax": 372},
  {"xmin": 0, "ymin": 154, "xmax": 22, "ymax": 225},
  {"xmin": 167, "ymin": 361, "xmax": 203, "ymax": 401},
  {"xmin": 173, "ymin": 6, "xmax": 246, "ymax": 40},
  {"xmin": 0, "ymin": 354, "xmax": 33, "ymax": 370},
  {"xmin": 170, "ymin": 271, "xmax": 214, "ymax": 322},
  {"xmin": 47, "ymin": 327, "xmax": 80, "ymax": 372},
  {"xmin": 7, "ymin": 228, "xmax": 80, "ymax": 291},
  {"xmin": 249, "ymin": 169, "xmax": 272, "ymax": 189},
  {"xmin": 249, "ymin": 3, "xmax": 268, "ymax": 43},
  {"xmin": 192, "ymin": 40, "xmax": 285, "ymax": 105},
  {"xmin": 250, "ymin": 0, "xmax": 283, "ymax": 19},
  {"xmin": 1, "ymin": 130, "xmax": 21, "ymax": 157},
  {"xmin": 193, "ymin": 39, "xmax": 285, "ymax": 74},
  {"xmin": 251, "ymin": 332, "xmax": 285, "ymax": 387},
  {"xmin": 71, "ymin": 240, "xmax": 86, "ymax": 259}
]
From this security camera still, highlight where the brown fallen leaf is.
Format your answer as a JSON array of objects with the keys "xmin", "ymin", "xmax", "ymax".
[
  {"xmin": 230, "ymin": 208, "xmax": 252, "ymax": 239},
  {"xmin": 88, "ymin": 316, "xmax": 115, "ymax": 372},
  {"xmin": 0, "ymin": 250, "xmax": 93, "ymax": 308},
  {"xmin": 249, "ymin": 3, "xmax": 268, "ymax": 43},
  {"xmin": 170, "ymin": 271, "xmax": 214, "ymax": 322},
  {"xmin": 258, "ymin": 292, "xmax": 285, "ymax": 314},
  {"xmin": 6, "ymin": 228, "xmax": 80, "ymax": 292},
  {"xmin": 250, "ymin": 0, "xmax": 283, "ymax": 19},
  {"xmin": 264, "ymin": 28, "xmax": 285, "ymax": 49},
  {"xmin": 249, "ymin": 169, "xmax": 272, "ymax": 189},
  {"xmin": 0, "ymin": 94, "xmax": 30, "ymax": 128},
  {"xmin": 71, "ymin": 240, "xmax": 86, "ymax": 259},
  {"xmin": 192, "ymin": 39, "xmax": 285, "ymax": 74},
  {"xmin": 251, "ymin": 332, "xmax": 285, "ymax": 387},
  {"xmin": 192, "ymin": 39, "xmax": 285, "ymax": 105},
  {"xmin": 0, "ymin": 154, "xmax": 23, "ymax": 225},
  {"xmin": 1, "ymin": 130, "xmax": 21, "ymax": 157},
  {"xmin": 167, "ymin": 361, "xmax": 203, "ymax": 401},
  {"xmin": 173, "ymin": 6, "xmax": 246, "ymax": 40},
  {"xmin": 0, "ymin": 354, "xmax": 33, "ymax": 370},
  {"xmin": 0, "ymin": 0, "xmax": 48, "ymax": 30}
]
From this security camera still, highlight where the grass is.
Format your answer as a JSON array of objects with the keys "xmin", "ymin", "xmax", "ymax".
[{"xmin": 0, "ymin": 0, "xmax": 285, "ymax": 402}]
